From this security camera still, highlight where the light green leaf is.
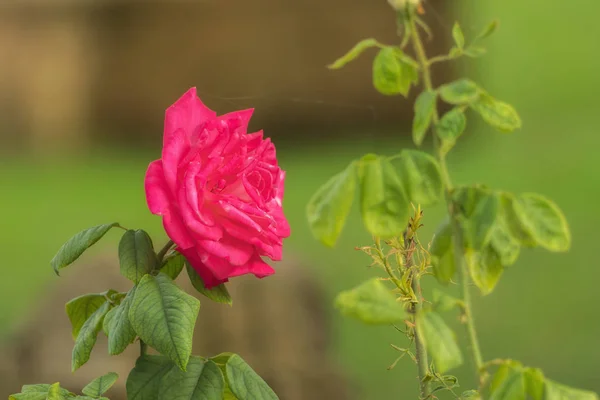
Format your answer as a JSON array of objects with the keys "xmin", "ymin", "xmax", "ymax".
[
  {"xmin": 66, "ymin": 293, "xmax": 110, "ymax": 340},
  {"xmin": 430, "ymin": 218, "xmax": 456, "ymax": 284},
  {"xmin": 224, "ymin": 354, "xmax": 278, "ymax": 400},
  {"xmin": 475, "ymin": 20, "xmax": 499, "ymax": 41},
  {"xmin": 103, "ymin": 288, "xmax": 137, "ymax": 355},
  {"xmin": 453, "ymin": 186, "xmax": 499, "ymax": 250},
  {"xmin": 129, "ymin": 273, "xmax": 200, "ymax": 371},
  {"xmin": 470, "ymin": 93, "xmax": 521, "ymax": 133},
  {"xmin": 159, "ymin": 358, "xmax": 225, "ymax": 400},
  {"xmin": 461, "ymin": 390, "xmax": 481, "ymax": 399},
  {"xmin": 523, "ymin": 367, "xmax": 544, "ymax": 400},
  {"xmin": 499, "ymin": 193, "xmax": 536, "ymax": 247},
  {"xmin": 432, "ymin": 289, "xmax": 461, "ymax": 312},
  {"xmin": 358, "ymin": 154, "xmax": 410, "ymax": 238},
  {"xmin": 373, "ymin": 47, "xmax": 418, "ymax": 96},
  {"xmin": 416, "ymin": 310, "xmax": 463, "ymax": 373},
  {"xmin": 328, "ymin": 38, "xmax": 380, "ymax": 70},
  {"xmin": 186, "ymin": 262, "xmax": 232, "ymax": 305},
  {"xmin": 9, "ymin": 384, "xmax": 71, "ymax": 400},
  {"xmin": 437, "ymin": 108, "xmax": 466, "ymax": 154},
  {"xmin": 439, "ymin": 79, "xmax": 481, "ymax": 105},
  {"xmin": 465, "ymin": 247, "xmax": 504, "ymax": 295},
  {"xmin": 119, "ymin": 229, "xmax": 157, "ymax": 284},
  {"xmin": 489, "ymin": 368, "xmax": 526, "ymax": 400},
  {"xmin": 306, "ymin": 162, "xmax": 357, "ymax": 247},
  {"xmin": 335, "ymin": 278, "xmax": 405, "ymax": 325},
  {"xmin": 82, "ymin": 372, "xmax": 119, "ymax": 397},
  {"xmin": 394, "ymin": 149, "xmax": 443, "ymax": 207},
  {"xmin": 545, "ymin": 379, "xmax": 598, "ymax": 400},
  {"xmin": 72, "ymin": 301, "xmax": 111, "ymax": 372},
  {"xmin": 126, "ymin": 355, "xmax": 173, "ymax": 400},
  {"xmin": 47, "ymin": 383, "xmax": 66, "ymax": 400},
  {"xmin": 490, "ymin": 222, "xmax": 520, "ymax": 267},
  {"xmin": 51, "ymin": 223, "xmax": 118, "ymax": 275},
  {"xmin": 464, "ymin": 46, "xmax": 487, "ymax": 58},
  {"xmin": 452, "ymin": 22, "xmax": 465, "ymax": 48},
  {"xmin": 412, "ymin": 90, "xmax": 437, "ymax": 146},
  {"xmin": 161, "ymin": 253, "xmax": 185, "ymax": 280},
  {"xmin": 513, "ymin": 193, "xmax": 571, "ymax": 252}
]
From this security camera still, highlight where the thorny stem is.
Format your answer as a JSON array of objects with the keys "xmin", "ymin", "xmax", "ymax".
[
  {"xmin": 408, "ymin": 253, "xmax": 430, "ymax": 399},
  {"xmin": 405, "ymin": 9, "xmax": 485, "ymax": 380}
]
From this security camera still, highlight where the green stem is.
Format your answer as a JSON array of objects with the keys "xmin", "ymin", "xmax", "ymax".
[
  {"xmin": 156, "ymin": 240, "xmax": 175, "ymax": 265},
  {"xmin": 140, "ymin": 340, "xmax": 148, "ymax": 356},
  {"xmin": 411, "ymin": 273, "xmax": 430, "ymax": 399},
  {"xmin": 406, "ymin": 11, "xmax": 485, "ymax": 377}
]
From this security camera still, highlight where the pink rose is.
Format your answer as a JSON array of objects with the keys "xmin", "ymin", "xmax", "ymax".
[{"xmin": 144, "ymin": 88, "xmax": 290, "ymax": 288}]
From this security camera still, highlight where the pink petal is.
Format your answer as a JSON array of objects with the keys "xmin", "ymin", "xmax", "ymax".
[
  {"xmin": 177, "ymin": 247, "xmax": 228, "ymax": 288},
  {"xmin": 163, "ymin": 209, "xmax": 195, "ymax": 249},
  {"xmin": 145, "ymin": 160, "xmax": 171, "ymax": 216},
  {"xmin": 164, "ymin": 87, "xmax": 216, "ymax": 146},
  {"xmin": 161, "ymin": 128, "xmax": 189, "ymax": 192}
]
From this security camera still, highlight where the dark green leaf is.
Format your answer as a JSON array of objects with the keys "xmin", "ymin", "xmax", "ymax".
[
  {"xmin": 72, "ymin": 301, "xmax": 112, "ymax": 372},
  {"xmin": 306, "ymin": 162, "xmax": 357, "ymax": 247},
  {"xmin": 489, "ymin": 368, "xmax": 525, "ymax": 400},
  {"xmin": 437, "ymin": 108, "xmax": 467, "ymax": 154},
  {"xmin": 412, "ymin": 90, "xmax": 437, "ymax": 146},
  {"xmin": 129, "ymin": 273, "xmax": 200, "ymax": 371},
  {"xmin": 328, "ymin": 38, "xmax": 380, "ymax": 70},
  {"xmin": 161, "ymin": 253, "xmax": 185, "ymax": 280},
  {"xmin": 126, "ymin": 355, "xmax": 173, "ymax": 400},
  {"xmin": 439, "ymin": 79, "xmax": 481, "ymax": 105},
  {"xmin": 394, "ymin": 149, "xmax": 444, "ymax": 207},
  {"xmin": 103, "ymin": 288, "xmax": 137, "ymax": 355},
  {"xmin": 358, "ymin": 154, "xmax": 410, "ymax": 238},
  {"xmin": 453, "ymin": 186, "xmax": 499, "ymax": 250},
  {"xmin": 225, "ymin": 354, "xmax": 279, "ymax": 400},
  {"xmin": 465, "ymin": 247, "xmax": 504, "ymax": 295},
  {"xmin": 512, "ymin": 193, "xmax": 571, "ymax": 252},
  {"xmin": 416, "ymin": 310, "xmax": 463, "ymax": 373},
  {"xmin": 159, "ymin": 357, "xmax": 224, "ymax": 400},
  {"xmin": 430, "ymin": 218, "xmax": 456, "ymax": 284},
  {"xmin": 452, "ymin": 22, "xmax": 465, "ymax": 48},
  {"xmin": 470, "ymin": 93, "xmax": 521, "ymax": 133},
  {"xmin": 119, "ymin": 229, "xmax": 157, "ymax": 284},
  {"xmin": 545, "ymin": 379, "xmax": 598, "ymax": 400},
  {"xmin": 82, "ymin": 372, "xmax": 119, "ymax": 397},
  {"xmin": 524, "ymin": 367, "xmax": 544, "ymax": 400},
  {"xmin": 335, "ymin": 278, "xmax": 405, "ymax": 325},
  {"xmin": 186, "ymin": 262, "xmax": 233, "ymax": 305},
  {"xmin": 51, "ymin": 223, "xmax": 118, "ymax": 275},
  {"xmin": 373, "ymin": 47, "xmax": 418, "ymax": 96},
  {"xmin": 66, "ymin": 293, "xmax": 110, "ymax": 340}
]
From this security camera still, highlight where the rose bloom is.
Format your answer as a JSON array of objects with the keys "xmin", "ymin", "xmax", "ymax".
[{"xmin": 145, "ymin": 88, "xmax": 290, "ymax": 288}]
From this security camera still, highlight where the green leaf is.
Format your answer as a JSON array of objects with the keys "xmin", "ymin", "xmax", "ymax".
[
  {"xmin": 465, "ymin": 247, "xmax": 504, "ymax": 295},
  {"xmin": 103, "ymin": 288, "xmax": 137, "ymax": 355},
  {"xmin": 475, "ymin": 20, "xmax": 499, "ymax": 41},
  {"xmin": 129, "ymin": 273, "xmax": 200, "ymax": 371},
  {"xmin": 489, "ymin": 222, "xmax": 520, "ymax": 267},
  {"xmin": 66, "ymin": 293, "xmax": 110, "ymax": 340},
  {"xmin": 306, "ymin": 162, "xmax": 357, "ymax": 247},
  {"xmin": 432, "ymin": 289, "xmax": 461, "ymax": 312},
  {"xmin": 47, "ymin": 383, "xmax": 67, "ymax": 400},
  {"xmin": 9, "ymin": 384, "xmax": 72, "ymax": 400},
  {"xmin": 82, "ymin": 372, "xmax": 119, "ymax": 397},
  {"xmin": 461, "ymin": 390, "xmax": 481, "ymax": 400},
  {"xmin": 159, "ymin": 358, "xmax": 225, "ymax": 400},
  {"xmin": 439, "ymin": 79, "xmax": 481, "ymax": 105},
  {"xmin": 224, "ymin": 354, "xmax": 278, "ymax": 400},
  {"xmin": 416, "ymin": 310, "xmax": 463, "ymax": 373},
  {"xmin": 72, "ymin": 301, "xmax": 111, "ymax": 372},
  {"xmin": 512, "ymin": 193, "xmax": 571, "ymax": 252},
  {"xmin": 452, "ymin": 22, "xmax": 465, "ymax": 48},
  {"xmin": 394, "ymin": 149, "xmax": 443, "ymax": 207},
  {"xmin": 545, "ymin": 379, "xmax": 598, "ymax": 400},
  {"xmin": 126, "ymin": 355, "xmax": 173, "ymax": 400},
  {"xmin": 335, "ymin": 278, "xmax": 405, "ymax": 325},
  {"xmin": 372, "ymin": 47, "xmax": 418, "ymax": 96},
  {"xmin": 523, "ymin": 367, "xmax": 544, "ymax": 400},
  {"xmin": 453, "ymin": 186, "xmax": 499, "ymax": 250},
  {"xmin": 328, "ymin": 38, "xmax": 380, "ymax": 70},
  {"xmin": 464, "ymin": 46, "xmax": 487, "ymax": 58},
  {"xmin": 161, "ymin": 253, "xmax": 185, "ymax": 280},
  {"xmin": 412, "ymin": 90, "xmax": 437, "ymax": 146},
  {"xmin": 437, "ymin": 108, "xmax": 467, "ymax": 154},
  {"xmin": 430, "ymin": 218, "xmax": 456, "ymax": 284},
  {"xmin": 119, "ymin": 229, "xmax": 157, "ymax": 284},
  {"xmin": 186, "ymin": 262, "xmax": 232, "ymax": 305},
  {"xmin": 499, "ymin": 193, "xmax": 536, "ymax": 247},
  {"xmin": 489, "ymin": 368, "xmax": 526, "ymax": 400},
  {"xmin": 470, "ymin": 93, "xmax": 521, "ymax": 133},
  {"xmin": 358, "ymin": 154, "xmax": 410, "ymax": 238},
  {"xmin": 51, "ymin": 223, "xmax": 118, "ymax": 275}
]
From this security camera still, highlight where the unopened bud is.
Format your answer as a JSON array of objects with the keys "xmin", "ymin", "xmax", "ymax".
[{"xmin": 387, "ymin": 0, "xmax": 421, "ymax": 11}]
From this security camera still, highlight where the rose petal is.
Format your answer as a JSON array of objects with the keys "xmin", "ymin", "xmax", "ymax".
[
  {"xmin": 198, "ymin": 235, "xmax": 253, "ymax": 266},
  {"xmin": 145, "ymin": 160, "xmax": 171, "ymax": 216},
  {"xmin": 163, "ymin": 210, "xmax": 195, "ymax": 250},
  {"xmin": 164, "ymin": 87, "xmax": 216, "ymax": 146},
  {"xmin": 178, "ymin": 246, "xmax": 228, "ymax": 288}
]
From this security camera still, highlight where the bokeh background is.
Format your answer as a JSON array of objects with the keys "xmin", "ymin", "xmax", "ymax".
[{"xmin": 1, "ymin": 0, "xmax": 598, "ymax": 398}]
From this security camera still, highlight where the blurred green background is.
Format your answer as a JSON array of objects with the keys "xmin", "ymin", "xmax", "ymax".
[{"xmin": 1, "ymin": 0, "xmax": 598, "ymax": 399}]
